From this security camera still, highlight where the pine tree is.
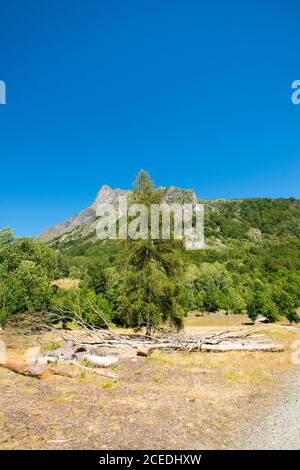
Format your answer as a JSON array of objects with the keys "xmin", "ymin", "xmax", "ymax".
[{"xmin": 118, "ymin": 170, "xmax": 187, "ymax": 335}]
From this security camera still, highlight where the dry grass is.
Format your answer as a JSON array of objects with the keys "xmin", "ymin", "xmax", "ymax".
[
  {"xmin": 0, "ymin": 313, "xmax": 299, "ymax": 450},
  {"xmin": 185, "ymin": 312, "xmax": 250, "ymax": 329}
]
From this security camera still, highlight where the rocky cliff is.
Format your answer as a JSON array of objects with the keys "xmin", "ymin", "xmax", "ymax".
[{"xmin": 37, "ymin": 184, "xmax": 198, "ymax": 243}]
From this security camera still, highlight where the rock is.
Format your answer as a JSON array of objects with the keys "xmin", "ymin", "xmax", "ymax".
[
  {"xmin": 83, "ymin": 354, "xmax": 119, "ymax": 368},
  {"xmin": 247, "ymin": 227, "xmax": 262, "ymax": 241},
  {"xmin": 37, "ymin": 184, "xmax": 198, "ymax": 244}
]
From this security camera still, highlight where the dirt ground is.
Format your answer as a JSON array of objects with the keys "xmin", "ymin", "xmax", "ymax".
[{"xmin": 0, "ymin": 314, "xmax": 299, "ymax": 450}]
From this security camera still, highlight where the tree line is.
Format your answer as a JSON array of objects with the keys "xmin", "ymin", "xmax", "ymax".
[{"xmin": 1, "ymin": 171, "xmax": 299, "ymax": 329}]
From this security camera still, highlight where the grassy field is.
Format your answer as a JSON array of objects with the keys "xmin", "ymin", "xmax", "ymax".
[{"xmin": 0, "ymin": 314, "xmax": 299, "ymax": 450}]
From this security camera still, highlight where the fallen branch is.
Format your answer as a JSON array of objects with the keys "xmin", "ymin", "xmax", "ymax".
[
  {"xmin": 31, "ymin": 303, "xmax": 285, "ymax": 354},
  {"xmin": 199, "ymin": 341, "xmax": 284, "ymax": 352}
]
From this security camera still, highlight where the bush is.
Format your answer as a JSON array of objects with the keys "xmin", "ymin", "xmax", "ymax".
[
  {"xmin": 51, "ymin": 287, "xmax": 111, "ymax": 328},
  {"xmin": 261, "ymin": 299, "xmax": 280, "ymax": 323},
  {"xmin": 0, "ymin": 261, "xmax": 51, "ymax": 319}
]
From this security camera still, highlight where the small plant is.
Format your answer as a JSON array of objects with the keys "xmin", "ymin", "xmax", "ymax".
[
  {"xmin": 81, "ymin": 358, "xmax": 95, "ymax": 368},
  {"xmin": 41, "ymin": 342, "xmax": 61, "ymax": 352},
  {"xmin": 153, "ymin": 374, "xmax": 162, "ymax": 382},
  {"xmin": 79, "ymin": 370, "xmax": 87, "ymax": 381},
  {"xmin": 101, "ymin": 379, "xmax": 118, "ymax": 389}
]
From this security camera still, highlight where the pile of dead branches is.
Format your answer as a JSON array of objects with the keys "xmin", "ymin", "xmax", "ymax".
[{"xmin": 27, "ymin": 301, "xmax": 284, "ymax": 354}]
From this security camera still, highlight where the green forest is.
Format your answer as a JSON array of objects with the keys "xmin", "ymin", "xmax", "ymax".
[{"xmin": 1, "ymin": 172, "xmax": 300, "ymax": 330}]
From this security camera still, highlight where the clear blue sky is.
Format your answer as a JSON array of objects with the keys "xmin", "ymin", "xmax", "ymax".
[{"xmin": 0, "ymin": 0, "xmax": 299, "ymax": 236}]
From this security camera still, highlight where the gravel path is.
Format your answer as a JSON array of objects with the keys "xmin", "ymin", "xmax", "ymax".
[{"xmin": 237, "ymin": 367, "xmax": 300, "ymax": 449}]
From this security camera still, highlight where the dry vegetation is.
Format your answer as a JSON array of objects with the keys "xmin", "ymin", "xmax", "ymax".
[{"xmin": 0, "ymin": 314, "xmax": 299, "ymax": 450}]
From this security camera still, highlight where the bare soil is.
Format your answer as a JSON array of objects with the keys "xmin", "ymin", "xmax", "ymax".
[{"xmin": 0, "ymin": 314, "xmax": 299, "ymax": 450}]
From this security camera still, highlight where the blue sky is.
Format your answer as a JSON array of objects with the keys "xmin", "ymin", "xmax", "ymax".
[{"xmin": 0, "ymin": 0, "xmax": 299, "ymax": 236}]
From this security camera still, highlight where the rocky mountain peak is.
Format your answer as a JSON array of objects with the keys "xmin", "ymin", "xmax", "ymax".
[
  {"xmin": 93, "ymin": 185, "xmax": 131, "ymax": 208},
  {"xmin": 37, "ymin": 183, "xmax": 199, "ymax": 243}
]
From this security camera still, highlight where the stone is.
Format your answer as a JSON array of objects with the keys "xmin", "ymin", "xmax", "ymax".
[{"xmin": 37, "ymin": 184, "xmax": 198, "ymax": 244}]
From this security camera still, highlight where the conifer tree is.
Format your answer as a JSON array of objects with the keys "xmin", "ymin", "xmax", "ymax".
[{"xmin": 118, "ymin": 171, "xmax": 187, "ymax": 335}]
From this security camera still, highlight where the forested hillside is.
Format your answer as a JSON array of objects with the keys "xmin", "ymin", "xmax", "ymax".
[{"xmin": 1, "ymin": 179, "xmax": 300, "ymax": 328}]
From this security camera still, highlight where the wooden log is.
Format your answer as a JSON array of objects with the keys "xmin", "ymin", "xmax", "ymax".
[
  {"xmin": 0, "ymin": 360, "xmax": 50, "ymax": 379},
  {"xmin": 136, "ymin": 347, "xmax": 150, "ymax": 357},
  {"xmin": 83, "ymin": 353, "xmax": 119, "ymax": 367},
  {"xmin": 146, "ymin": 340, "xmax": 284, "ymax": 354},
  {"xmin": 200, "ymin": 341, "xmax": 284, "ymax": 352}
]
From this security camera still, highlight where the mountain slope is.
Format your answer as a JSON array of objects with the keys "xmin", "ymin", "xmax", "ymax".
[
  {"xmin": 37, "ymin": 184, "xmax": 198, "ymax": 244},
  {"xmin": 37, "ymin": 182, "xmax": 300, "ymax": 258}
]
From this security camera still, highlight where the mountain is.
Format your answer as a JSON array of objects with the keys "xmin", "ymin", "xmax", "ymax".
[
  {"xmin": 37, "ymin": 184, "xmax": 198, "ymax": 244},
  {"xmin": 37, "ymin": 183, "xmax": 300, "ymax": 258}
]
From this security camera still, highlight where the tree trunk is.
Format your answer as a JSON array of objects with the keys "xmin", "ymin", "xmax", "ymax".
[
  {"xmin": 0, "ymin": 360, "xmax": 50, "ymax": 379},
  {"xmin": 145, "ymin": 321, "xmax": 152, "ymax": 337}
]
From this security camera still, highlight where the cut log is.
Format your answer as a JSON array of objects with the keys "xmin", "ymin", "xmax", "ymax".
[
  {"xmin": 83, "ymin": 354, "xmax": 119, "ymax": 368},
  {"xmin": 146, "ymin": 339, "xmax": 284, "ymax": 354},
  {"xmin": 136, "ymin": 347, "xmax": 150, "ymax": 357},
  {"xmin": 0, "ymin": 360, "xmax": 50, "ymax": 379},
  {"xmin": 200, "ymin": 341, "xmax": 284, "ymax": 352}
]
